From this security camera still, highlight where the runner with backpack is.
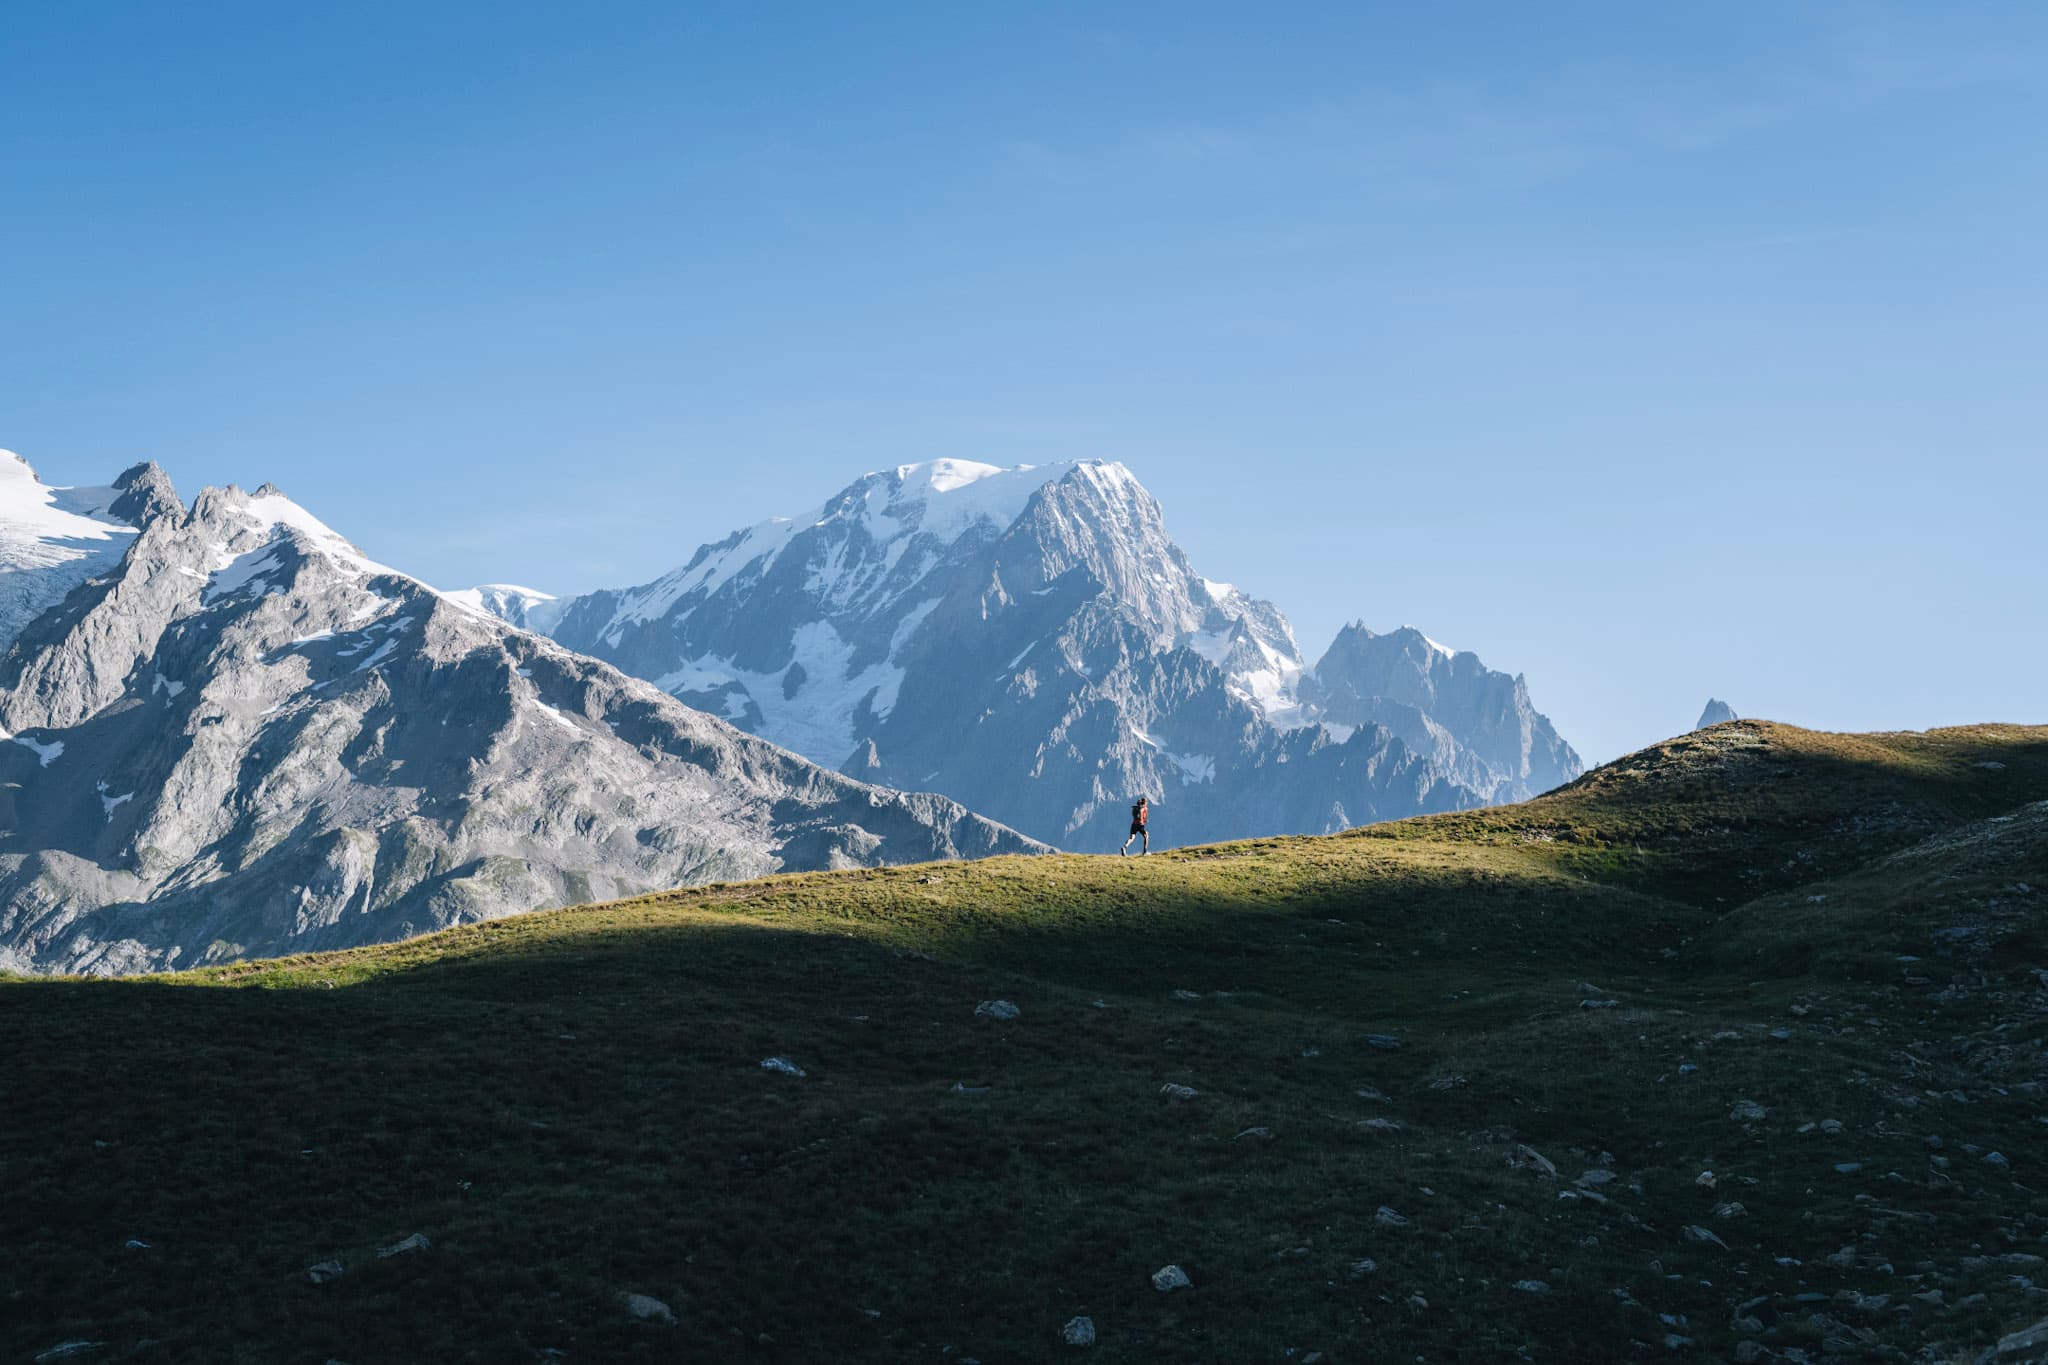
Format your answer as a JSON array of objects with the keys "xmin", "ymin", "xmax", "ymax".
[{"xmin": 1120, "ymin": 796, "xmax": 1150, "ymax": 856}]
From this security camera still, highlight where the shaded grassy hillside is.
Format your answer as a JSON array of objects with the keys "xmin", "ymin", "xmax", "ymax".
[{"xmin": 4, "ymin": 721, "xmax": 2046, "ymax": 1363}]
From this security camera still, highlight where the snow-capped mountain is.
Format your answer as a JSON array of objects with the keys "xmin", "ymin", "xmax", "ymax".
[
  {"xmin": 0, "ymin": 453, "xmax": 1040, "ymax": 976},
  {"xmin": 507, "ymin": 459, "xmax": 1581, "ymax": 849}
]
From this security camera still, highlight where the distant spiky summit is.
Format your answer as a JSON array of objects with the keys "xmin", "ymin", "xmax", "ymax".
[{"xmin": 1697, "ymin": 697, "xmax": 1740, "ymax": 729}]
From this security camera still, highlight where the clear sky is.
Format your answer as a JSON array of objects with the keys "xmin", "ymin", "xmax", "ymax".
[{"xmin": 4, "ymin": 2, "xmax": 2043, "ymax": 764}]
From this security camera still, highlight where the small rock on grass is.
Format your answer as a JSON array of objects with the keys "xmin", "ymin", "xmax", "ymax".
[
  {"xmin": 975, "ymin": 999, "xmax": 1020, "ymax": 1021},
  {"xmin": 1513, "ymin": 1279, "xmax": 1552, "ymax": 1294},
  {"xmin": 1990, "ymin": 1317, "xmax": 2048, "ymax": 1362},
  {"xmin": 307, "ymin": 1259, "xmax": 346, "ymax": 1284},
  {"xmin": 1358, "ymin": 1118, "xmax": 1404, "ymax": 1133},
  {"xmin": 760, "ymin": 1056, "xmax": 806, "ymax": 1077},
  {"xmin": 619, "ymin": 1292, "xmax": 676, "ymax": 1325},
  {"xmin": 1375, "ymin": 1206, "xmax": 1409, "ymax": 1227},
  {"xmin": 376, "ymin": 1233, "xmax": 431, "ymax": 1258},
  {"xmin": 1508, "ymin": 1144, "xmax": 1557, "ymax": 1178},
  {"xmin": 1151, "ymin": 1265, "xmax": 1192, "ymax": 1292},
  {"xmin": 33, "ymin": 1344, "xmax": 102, "ymax": 1362},
  {"xmin": 1159, "ymin": 1083, "xmax": 1199, "ymax": 1100},
  {"xmin": 1681, "ymin": 1225, "xmax": 1729, "ymax": 1250},
  {"xmin": 1729, "ymin": 1099, "xmax": 1768, "ymax": 1121},
  {"xmin": 1363, "ymin": 1034, "xmax": 1403, "ymax": 1050},
  {"xmin": 1061, "ymin": 1316, "xmax": 1096, "ymax": 1346},
  {"xmin": 1346, "ymin": 1258, "xmax": 1377, "ymax": 1279}
]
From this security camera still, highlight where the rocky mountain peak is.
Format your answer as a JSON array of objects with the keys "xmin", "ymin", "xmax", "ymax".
[{"xmin": 109, "ymin": 461, "xmax": 183, "ymax": 525}]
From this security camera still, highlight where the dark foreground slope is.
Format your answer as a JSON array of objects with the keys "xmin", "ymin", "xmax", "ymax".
[{"xmin": 3, "ymin": 721, "xmax": 2046, "ymax": 1364}]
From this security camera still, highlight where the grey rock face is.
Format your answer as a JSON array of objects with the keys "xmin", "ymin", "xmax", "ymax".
[
  {"xmin": 512, "ymin": 459, "xmax": 1580, "ymax": 850},
  {"xmin": 1299, "ymin": 623, "xmax": 1580, "ymax": 801},
  {"xmin": 1697, "ymin": 698, "xmax": 1739, "ymax": 729},
  {"xmin": 0, "ymin": 465, "xmax": 1040, "ymax": 976}
]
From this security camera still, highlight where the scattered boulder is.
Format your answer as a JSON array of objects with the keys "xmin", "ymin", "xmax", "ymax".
[
  {"xmin": 1580, "ymin": 999, "xmax": 1619, "ymax": 1010},
  {"xmin": 1150, "ymin": 1265, "xmax": 1192, "ymax": 1292},
  {"xmin": 1682, "ymin": 1225, "xmax": 1729, "ymax": 1250},
  {"xmin": 1363, "ymin": 1034, "xmax": 1403, "ymax": 1050},
  {"xmin": 1170, "ymin": 989, "xmax": 1202, "ymax": 1001},
  {"xmin": 1159, "ymin": 1083, "xmax": 1199, "ymax": 1101},
  {"xmin": 1989, "ymin": 1317, "xmax": 2048, "ymax": 1362},
  {"xmin": 376, "ymin": 1234, "xmax": 431, "ymax": 1258},
  {"xmin": 1346, "ymin": 1258, "xmax": 1377, "ymax": 1279},
  {"xmin": 619, "ymin": 1292, "xmax": 675, "ymax": 1325},
  {"xmin": 1061, "ymin": 1316, "xmax": 1096, "ymax": 1347},
  {"xmin": 1729, "ymin": 1100, "xmax": 1768, "ymax": 1122},
  {"xmin": 1375, "ymin": 1206, "xmax": 1409, "ymax": 1227},
  {"xmin": 1714, "ymin": 1202, "xmax": 1747, "ymax": 1219},
  {"xmin": 33, "ymin": 1344, "xmax": 102, "ymax": 1363},
  {"xmin": 1576, "ymin": 1170, "xmax": 1616, "ymax": 1188},
  {"xmin": 1358, "ymin": 1118, "xmax": 1404, "ymax": 1134},
  {"xmin": 307, "ymin": 1259, "xmax": 346, "ymax": 1284},
  {"xmin": 1427, "ymin": 1074, "xmax": 1467, "ymax": 1090},
  {"xmin": 975, "ymin": 1000, "xmax": 1021, "ymax": 1021},
  {"xmin": 1234, "ymin": 1127, "xmax": 1272, "ymax": 1141},
  {"xmin": 1508, "ymin": 1144, "xmax": 1557, "ymax": 1178},
  {"xmin": 1513, "ymin": 1279, "xmax": 1552, "ymax": 1294},
  {"xmin": 760, "ymin": 1057, "xmax": 806, "ymax": 1077}
]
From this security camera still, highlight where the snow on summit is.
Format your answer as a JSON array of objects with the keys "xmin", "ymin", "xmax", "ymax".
[
  {"xmin": 866, "ymin": 459, "xmax": 1072, "ymax": 544},
  {"xmin": 0, "ymin": 449, "xmax": 142, "ymax": 653}
]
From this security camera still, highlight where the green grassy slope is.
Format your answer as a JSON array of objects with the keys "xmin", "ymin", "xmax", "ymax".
[{"xmin": 4, "ymin": 721, "xmax": 2046, "ymax": 1363}]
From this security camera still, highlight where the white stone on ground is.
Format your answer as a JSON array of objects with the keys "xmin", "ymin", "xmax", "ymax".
[{"xmin": 619, "ymin": 1292, "xmax": 676, "ymax": 1325}]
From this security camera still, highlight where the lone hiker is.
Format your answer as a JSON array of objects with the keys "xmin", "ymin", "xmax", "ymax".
[{"xmin": 1120, "ymin": 796, "xmax": 1150, "ymax": 856}]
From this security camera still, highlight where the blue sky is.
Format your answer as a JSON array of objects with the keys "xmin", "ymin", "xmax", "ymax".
[{"xmin": 4, "ymin": 1, "xmax": 2043, "ymax": 764}]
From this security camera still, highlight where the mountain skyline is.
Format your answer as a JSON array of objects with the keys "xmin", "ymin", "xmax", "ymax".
[
  {"xmin": 0, "ymin": 450, "xmax": 1039, "ymax": 974},
  {"xmin": 471, "ymin": 455, "xmax": 1580, "ymax": 851}
]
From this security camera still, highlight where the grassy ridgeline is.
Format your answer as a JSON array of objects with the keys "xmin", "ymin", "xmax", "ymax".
[{"xmin": 4, "ymin": 721, "xmax": 2045, "ymax": 1362}]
